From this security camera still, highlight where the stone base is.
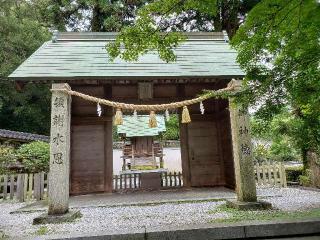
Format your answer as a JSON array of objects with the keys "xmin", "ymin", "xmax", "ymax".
[
  {"xmin": 33, "ymin": 210, "xmax": 82, "ymax": 225},
  {"xmin": 226, "ymin": 199, "xmax": 272, "ymax": 210}
]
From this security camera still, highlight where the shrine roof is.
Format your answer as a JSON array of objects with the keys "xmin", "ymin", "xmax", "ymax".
[
  {"xmin": 0, "ymin": 129, "xmax": 49, "ymax": 143},
  {"xmin": 117, "ymin": 115, "xmax": 166, "ymax": 137},
  {"xmin": 9, "ymin": 32, "xmax": 244, "ymax": 82}
]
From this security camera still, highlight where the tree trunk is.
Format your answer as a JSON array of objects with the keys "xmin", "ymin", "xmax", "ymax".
[
  {"xmin": 307, "ymin": 150, "xmax": 320, "ymax": 188},
  {"xmin": 91, "ymin": 3, "xmax": 103, "ymax": 32},
  {"xmin": 302, "ymin": 147, "xmax": 309, "ymax": 170}
]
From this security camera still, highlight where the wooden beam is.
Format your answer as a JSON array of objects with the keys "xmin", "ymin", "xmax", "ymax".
[
  {"xmin": 14, "ymin": 81, "xmax": 26, "ymax": 92},
  {"xmin": 104, "ymin": 85, "xmax": 113, "ymax": 193}
]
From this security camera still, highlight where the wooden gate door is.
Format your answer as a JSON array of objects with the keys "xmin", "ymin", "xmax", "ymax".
[
  {"xmin": 187, "ymin": 120, "xmax": 223, "ymax": 186},
  {"xmin": 70, "ymin": 125, "xmax": 106, "ymax": 195}
]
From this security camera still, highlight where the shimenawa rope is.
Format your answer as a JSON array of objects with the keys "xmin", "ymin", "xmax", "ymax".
[{"xmin": 51, "ymin": 85, "xmax": 235, "ymax": 127}]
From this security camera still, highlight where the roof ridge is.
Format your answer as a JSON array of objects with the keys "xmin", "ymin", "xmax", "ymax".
[{"xmin": 53, "ymin": 31, "xmax": 227, "ymax": 42}]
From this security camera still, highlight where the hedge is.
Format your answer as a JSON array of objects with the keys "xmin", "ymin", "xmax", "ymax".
[{"xmin": 285, "ymin": 165, "xmax": 303, "ymax": 183}]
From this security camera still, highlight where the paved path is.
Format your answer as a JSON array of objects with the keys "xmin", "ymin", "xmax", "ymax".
[
  {"xmin": 15, "ymin": 186, "xmax": 289, "ymax": 213},
  {"xmin": 16, "ymin": 187, "xmax": 235, "ymax": 212}
]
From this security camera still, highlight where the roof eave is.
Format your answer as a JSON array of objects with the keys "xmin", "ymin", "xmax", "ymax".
[{"xmin": 8, "ymin": 74, "xmax": 245, "ymax": 82}]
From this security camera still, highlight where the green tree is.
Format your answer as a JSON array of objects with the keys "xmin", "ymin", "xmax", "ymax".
[
  {"xmin": 107, "ymin": 0, "xmax": 260, "ymax": 61},
  {"xmin": 43, "ymin": 0, "xmax": 150, "ymax": 31},
  {"xmin": 0, "ymin": 0, "xmax": 51, "ymax": 134},
  {"xmin": 251, "ymin": 109, "xmax": 301, "ymax": 163},
  {"xmin": 162, "ymin": 114, "xmax": 180, "ymax": 140},
  {"xmin": 231, "ymin": 0, "xmax": 320, "ymax": 167}
]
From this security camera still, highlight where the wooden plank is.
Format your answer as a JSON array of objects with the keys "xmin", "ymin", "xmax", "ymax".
[
  {"xmin": 165, "ymin": 172, "xmax": 168, "ymax": 187},
  {"xmin": 40, "ymin": 172, "xmax": 45, "ymax": 200},
  {"xmin": 23, "ymin": 174, "xmax": 28, "ymax": 200},
  {"xmin": 273, "ymin": 164, "xmax": 278, "ymax": 186},
  {"xmin": 179, "ymin": 97, "xmax": 192, "ymax": 187},
  {"xmin": 129, "ymin": 174, "xmax": 132, "ymax": 189},
  {"xmin": 267, "ymin": 162, "xmax": 272, "ymax": 185},
  {"xmin": 282, "ymin": 163, "xmax": 287, "ymax": 187},
  {"xmin": 138, "ymin": 82, "xmax": 153, "ymax": 99},
  {"xmin": 273, "ymin": 165, "xmax": 277, "ymax": 186},
  {"xmin": 262, "ymin": 164, "xmax": 267, "ymax": 184},
  {"xmin": 16, "ymin": 174, "xmax": 25, "ymax": 202},
  {"xmin": 28, "ymin": 173, "xmax": 33, "ymax": 200},
  {"xmin": 114, "ymin": 176, "xmax": 118, "ymax": 190},
  {"xmin": 3, "ymin": 175, "xmax": 8, "ymax": 200},
  {"xmin": 10, "ymin": 175, "xmax": 15, "ymax": 200},
  {"xmin": 34, "ymin": 173, "xmax": 41, "ymax": 201},
  {"xmin": 70, "ymin": 124, "xmax": 106, "ymax": 195},
  {"xmin": 256, "ymin": 164, "xmax": 261, "ymax": 185},
  {"xmin": 104, "ymin": 84, "xmax": 113, "ymax": 193}
]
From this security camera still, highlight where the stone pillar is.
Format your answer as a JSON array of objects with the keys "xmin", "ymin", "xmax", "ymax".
[
  {"xmin": 228, "ymin": 80, "xmax": 257, "ymax": 202},
  {"xmin": 48, "ymin": 83, "xmax": 71, "ymax": 215}
]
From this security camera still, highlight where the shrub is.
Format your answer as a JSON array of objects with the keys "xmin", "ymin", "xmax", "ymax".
[
  {"xmin": 16, "ymin": 141, "xmax": 49, "ymax": 173},
  {"xmin": 162, "ymin": 114, "xmax": 179, "ymax": 140},
  {"xmin": 285, "ymin": 165, "xmax": 303, "ymax": 183},
  {"xmin": 0, "ymin": 146, "xmax": 17, "ymax": 174},
  {"xmin": 253, "ymin": 143, "xmax": 271, "ymax": 163},
  {"xmin": 299, "ymin": 169, "xmax": 312, "ymax": 187}
]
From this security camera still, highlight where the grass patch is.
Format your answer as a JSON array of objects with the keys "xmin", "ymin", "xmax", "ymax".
[
  {"xmin": 34, "ymin": 226, "xmax": 49, "ymax": 235},
  {"xmin": 0, "ymin": 231, "xmax": 9, "ymax": 239},
  {"xmin": 209, "ymin": 204, "xmax": 320, "ymax": 223}
]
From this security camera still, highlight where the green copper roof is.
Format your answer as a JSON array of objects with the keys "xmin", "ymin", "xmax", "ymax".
[
  {"xmin": 9, "ymin": 32, "xmax": 244, "ymax": 81},
  {"xmin": 117, "ymin": 115, "xmax": 166, "ymax": 137}
]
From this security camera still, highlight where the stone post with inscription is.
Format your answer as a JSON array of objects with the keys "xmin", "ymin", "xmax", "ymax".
[
  {"xmin": 48, "ymin": 83, "xmax": 71, "ymax": 215},
  {"xmin": 227, "ymin": 79, "xmax": 271, "ymax": 210},
  {"xmin": 34, "ymin": 83, "xmax": 81, "ymax": 224}
]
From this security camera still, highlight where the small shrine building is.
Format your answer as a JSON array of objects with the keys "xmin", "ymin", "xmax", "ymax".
[
  {"xmin": 9, "ymin": 31, "xmax": 261, "ymax": 216},
  {"xmin": 117, "ymin": 115, "xmax": 166, "ymax": 170}
]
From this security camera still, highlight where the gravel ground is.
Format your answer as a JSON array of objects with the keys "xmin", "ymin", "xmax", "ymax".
[
  {"xmin": 257, "ymin": 187, "xmax": 320, "ymax": 211},
  {"xmin": 1, "ymin": 187, "xmax": 320, "ymax": 239}
]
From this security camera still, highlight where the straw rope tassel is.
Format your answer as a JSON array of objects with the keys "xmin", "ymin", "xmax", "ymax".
[
  {"xmin": 114, "ymin": 108, "xmax": 123, "ymax": 125},
  {"xmin": 149, "ymin": 111, "xmax": 158, "ymax": 128},
  {"xmin": 182, "ymin": 106, "xmax": 191, "ymax": 123}
]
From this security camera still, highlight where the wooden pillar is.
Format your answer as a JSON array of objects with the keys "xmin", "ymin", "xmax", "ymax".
[
  {"xmin": 228, "ymin": 80, "xmax": 257, "ymax": 202},
  {"xmin": 104, "ymin": 85, "xmax": 113, "ymax": 192},
  {"xmin": 48, "ymin": 83, "xmax": 71, "ymax": 215},
  {"xmin": 177, "ymin": 84, "xmax": 191, "ymax": 187}
]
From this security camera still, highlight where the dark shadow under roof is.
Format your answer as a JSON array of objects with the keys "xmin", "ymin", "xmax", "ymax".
[{"xmin": 9, "ymin": 32, "xmax": 244, "ymax": 82}]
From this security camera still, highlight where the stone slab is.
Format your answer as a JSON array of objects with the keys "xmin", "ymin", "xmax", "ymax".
[
  {"xmin": 14, "ymin": 187, "xmax": 286, "ymax": 213},
  {"xmin": 140, "ymin": 172, "xmax": 161, "ymax": 189},
  {"xmin": 33, "ymin": 210, "xmax": 82, "ymax": 225},
  {"xmin": 43, "ymin": 218, "xmax": 320, "ymax": 240},
  {"xmin": 226, "ymin": 199, "xmax": 272, "ymax": 210},
  {"xmin": 245, "ymin": 218, "xmax": 320, "ymax": 238}
]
